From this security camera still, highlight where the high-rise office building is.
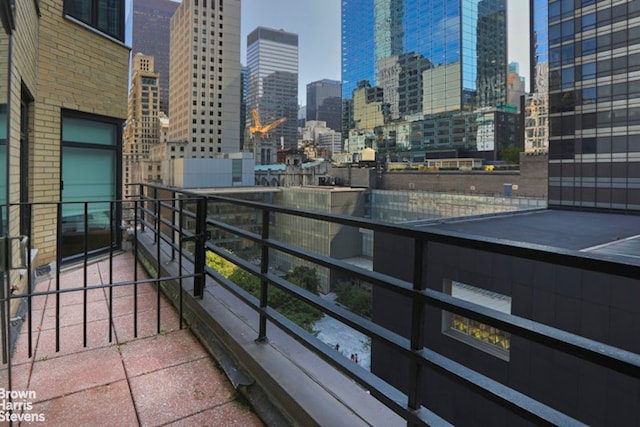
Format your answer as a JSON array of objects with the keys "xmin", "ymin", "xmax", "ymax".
[
  {"xmin": 132, "ymin": 0, "xmax": 179, "ymax": 115},
  {"xmin": 168, "ymin": 0, "xmax": 241, "ymax": 156},
  {"xmin": 123, "ymin": 54, "xmax": 161, "ymax": 198},
  {"xmin": 246, "ymin": 27, "xmax": 299, "ymax": 152},
  {"xmin": 306, "ymin": 79, "xmax": 342, "ymax": 132},
  {"xmin": 546, "ymin": 0, "xmax": 640, "ymax": 212},
  {"xmin": 341, "ymin": 0, "xmax": 507, "ymax": 149}
]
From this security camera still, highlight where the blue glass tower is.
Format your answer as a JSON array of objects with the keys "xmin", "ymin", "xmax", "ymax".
[{"xmin": 341, "ymin": 0, "xmax": 507, "ymax": 137}]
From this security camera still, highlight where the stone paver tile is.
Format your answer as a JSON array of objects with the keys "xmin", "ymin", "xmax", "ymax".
[
  {"xmin": 28, "ymin": 346, "xmax": 126, "ymax": 402},
  {"xmin": 38, "ymin": 299, "xmax": 110, "ymax": 331},
  {"xmin": 36, "ymin": 287, "xmax": 107, "ymax": 312},
  {"xmin": 130, "ymin": 357, "xmax": 236, "ymax": 426},
  {"xmin": 105, "ymin": 263, "xmax": 151, "ymax": 285},
  {"xmin": 11, "ymin": 326, "xmax": 40, "ymax": 365},
  {"xmin": 32, "ymin": 318, "xmax": 116, "ymax": 361},
  {"xmin": 0, "ymin": 362, "xmax": 32, "ymax": 395},
  {"xmin": 31, "ymin": 380, "xmax": 138, "ymax": 427},
  {"xmin": 57, "ymin": 264, "xmax": 103, "ymax": 288},
  {"xmin": 112, "ymin": 306, "xmax": 181, "ymax": 343},
  {"xmin": 108, "ymin": 291, "xmax": 173, "ymax": 316},
  {"xmin": 120, "ymin": 329, "xmax": 209, "ymax": 378},
  {"xmin": 108, "ymin": 281, "xmax": 156, "ymax": 299},
  {"xmin": 167, "ymin": 400, "xmax": 265, "ymax": 427},
  {"xmin": 28, "ymin": 281, "xmax": 52, "ymax": 311}
]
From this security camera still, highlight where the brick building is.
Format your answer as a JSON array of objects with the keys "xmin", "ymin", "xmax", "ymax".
[{"xmin": 0, "ymin": 0, "xmax": 129, "ymax": 306}]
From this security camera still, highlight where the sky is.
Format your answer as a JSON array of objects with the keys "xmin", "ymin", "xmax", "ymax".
[{"xmin": 241, "ymin": 0, "xmax": 530, "ymax": 106}]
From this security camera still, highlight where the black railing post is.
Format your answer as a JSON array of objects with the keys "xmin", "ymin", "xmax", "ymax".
[
  {"xmin": 193, "ymin": 197, "xmax": 206, "ymax": 298},
  {"xmin": 153, "ymin": 187, "xmax": 159, "ymax": 244},
  {"xmin": 257, "ymin": 208, "xmax": 270, "ymax": 342},
  {"xmin": 407, "ymin": 238, "xmax": 427, "ymax": 424},
  {"xmin": 139, "ymin": 184, "xmax": 145, "ymax": 232},
  {"xmin": 171, "ymin": 190, "xmax": 176, "ymax": 261}
]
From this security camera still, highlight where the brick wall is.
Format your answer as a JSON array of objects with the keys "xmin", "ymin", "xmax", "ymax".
[
  {"xmin": 380, "ymin": 153, "xmax": 548, "ymax": 198},
  {"xmin": 7, "ymin": 0, "xmax": 130, "ymax": 264}
]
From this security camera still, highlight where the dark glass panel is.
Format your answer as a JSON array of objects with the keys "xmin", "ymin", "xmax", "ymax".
[
  {"xmin": 582, "ymin": 13, "xmax": 596, "ymax": 31},
  {"xmin": 582, "ymin": 37, "xmax": 596, "ymax": 55},
  {"xmin": 581, "ymin": 87, "xmax": 596, "ymax": 105},
  {"xmin": 581, "ymin": 112, "xmax": 596, "ymax": 129},
  {"xmin": 597, "ymin": 33, "xmax": 611, "ymax": 52},
  {"xmin": 612, "ymin": 136, "xmax": 627, "ymax": 154},
  {"xmin": 582, "ymin": 137, "xmax": 597, "ymax": 154}
]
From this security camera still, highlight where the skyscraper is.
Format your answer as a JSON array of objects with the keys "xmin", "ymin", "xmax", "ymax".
[
  {"xmin": 168, "ymin": 0, "xmax": 241, "ymax": 156},
  {"xmin": 546, "ymin": 0, "xmax": 640, "ymax": 212},
  {"xmin": 341, "ymin": 0, "xmax": 507, "ymax": 150},
  {"xmin": 132, "ymin": 0, "xmax": 179, "ymax": 115},
  {"xmin": 123, "ymin": 54, "xmax": 161, "ymax": 198},
  {"xmin": 306, "ymin": 79, "xmax": 342, "ymax": 132},
  {"xmin": 246, "ymin": 27, "xmax": 299, "ymax": 152}
]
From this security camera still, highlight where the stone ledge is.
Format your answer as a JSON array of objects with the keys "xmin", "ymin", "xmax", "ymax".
[{"xmin": 135, "ymin": 231, "xmax": 402, "ymax": 427}]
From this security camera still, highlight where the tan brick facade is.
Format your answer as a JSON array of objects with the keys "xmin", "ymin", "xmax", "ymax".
[{"xmin": 2, "ymin": 0, "xmax": 129, "ymax": 270}]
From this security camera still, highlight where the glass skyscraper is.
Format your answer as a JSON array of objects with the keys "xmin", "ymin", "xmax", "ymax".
[
  {"xmin": 307, "ymin": 79, "xmax": 342, "ymax": 132},
  {"xmin": 546, "ymin": 0, "xmax": 640, "ymax": 212},
  {"xmin": 341, "ymin": 0, "xmax": 507, "ymax": 139}
]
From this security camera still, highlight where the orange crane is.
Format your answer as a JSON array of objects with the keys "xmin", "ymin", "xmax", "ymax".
[{"xmin": 250, "ymin": 108, "xmax": 287, "ymax": 139}]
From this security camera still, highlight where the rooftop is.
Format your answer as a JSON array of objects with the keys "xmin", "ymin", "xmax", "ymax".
[{"xmin": 423, "ymin": 209, "xmax": 640, "ymax": 258}]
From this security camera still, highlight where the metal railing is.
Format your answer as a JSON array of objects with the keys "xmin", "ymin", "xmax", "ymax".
[
  {"xmin": 0, "ymin": 199, "xmax": 196, "ymax": 369},
  {"xmin": 134, "ymin": 183, "xmax": 640, "ymax": 426}
]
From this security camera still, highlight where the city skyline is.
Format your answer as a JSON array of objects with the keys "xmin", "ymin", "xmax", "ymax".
[{"xmin": 240, "ymin": 0, "xmax": 530, "ymax": 106}]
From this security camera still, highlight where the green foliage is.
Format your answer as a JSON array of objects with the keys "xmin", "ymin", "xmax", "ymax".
[
  {"xmin": 334, "ymin": 281, "xmax": 372, "ymax": 318},
  {"xmin": 284, "ymin": 266, "xmax": 320, "ymax": 294},
  {"xmin": 499, "ymin": 145, "xmax": 521, "ymax": 164},
  {"xmin": 207, "ymin": 253, "xmax": 322, "ymax": 332},
  {"xmin": 206, "ymin": 251, "xmax": 236, "ymax": 278}
]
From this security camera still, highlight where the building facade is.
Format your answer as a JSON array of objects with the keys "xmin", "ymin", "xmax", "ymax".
[
  {"xmin": 246, "ymin": 27, "xmax": 299, "ymax": 151},
  {"xmin": 341, "ymin": 0, "xmax": 508, "ymax": 155},
  {"xmin": 132, "ymin": 0, "xmax": 179, "ymax": 114},
  {"xmin": 372, "ymin": 209, "xmax": 639, "ymax": 426},
  {"xmin": 168, "ymin": 0, "xmax": 241, "ymax": 156},
  {"xmin": 524, "ymin": 62, "xmax": 549, "ymax": 153},
  {"xmin": 306, "ymin": 79, "xmax": 342, "ymax": 132},
  {"xmin": 123, "ymin": 54, "xmax": 161, "ymax": 198},
  {"xmin": 546, "ymin": 0, "xmax": 640, "ymax": 211},
  {"xmin": 0, "ymin": 0, "xmax": 129, "ymax": 312}
]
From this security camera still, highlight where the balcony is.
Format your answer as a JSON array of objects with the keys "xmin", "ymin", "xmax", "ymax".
[
  {"xmin": 1, "ymin": 252, "xmax": 263, "ymax": 425},
  {"xmin": 1, "ymin": 184, "xmax": 639, "ymax": 426}
]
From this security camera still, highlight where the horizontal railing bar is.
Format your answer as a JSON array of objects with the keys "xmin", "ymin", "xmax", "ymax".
[
  {"xmin": 259, "ymin": 305, "xmax": 444, "ymax": 427},
  {"xmin": 203, "ymin": 219, "xmax": 419, "ymax": 298},
  {"xmin": 141, "ymin": 184, "xmax": 639, "ymax": 280},
  {"xmin": 125, "ymin": 185, "xmax": 640, "ymax": 425},
  {"xmin": 206, "ymin": 234, "xmax": 640, "ymax": 381},
  {"xmin": 426, "ymin": 289, "xmax": 640, "ymax": 378},
  {"xmin": 0, "ymin": 274, "xmax": 198, "ymax": 304},
  {"xmin": 202, "ymin": 240, "xmax": 619, "ymax": 424},
  {"xmin": 422, "ymin": 348, "xmax": 586, "ymax": 427}
]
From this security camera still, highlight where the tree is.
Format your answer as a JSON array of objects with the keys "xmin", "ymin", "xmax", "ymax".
[
  {"xmin": 334, "ymin": 281, "xmax": 371, "ymax": 318},
  {"xmin": 207, "ymin": 253, "xmax": 322, "ymax": 331},
  {"xmin": 499, "ymin": 144, "xmax": 521, "ymax": 164},
  {"xmin": 284, "ymin": 266, "xmax": 320, "ymax": 294}
]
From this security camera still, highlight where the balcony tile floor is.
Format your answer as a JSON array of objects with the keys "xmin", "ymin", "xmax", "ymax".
[{"xmin": 0, "ymin": 252, "xmax": 264, "ymax": 426}]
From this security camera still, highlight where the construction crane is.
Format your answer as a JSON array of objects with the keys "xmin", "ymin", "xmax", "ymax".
[{"xmin": 250, "ymin": 108, "xmax": 287, "ymax": 139}]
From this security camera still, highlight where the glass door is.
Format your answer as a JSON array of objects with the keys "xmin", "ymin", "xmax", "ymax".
[{"xmin": 60, "ymin": 113, "xmax": 122, "ymax": 260}]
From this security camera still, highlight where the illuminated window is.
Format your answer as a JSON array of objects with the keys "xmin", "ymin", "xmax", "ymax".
[{"xmin": 442, "ymin": 279, "xmax": 511, "ymax": 360}]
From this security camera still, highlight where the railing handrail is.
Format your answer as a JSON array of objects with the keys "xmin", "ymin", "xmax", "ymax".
[
  {"xmin": 138, "ymin": 183, "xmax": 640, "ymax": 279},
  {"xmin": 130, "ymin": 183, "xmax": 639, "ymax": 426}
]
